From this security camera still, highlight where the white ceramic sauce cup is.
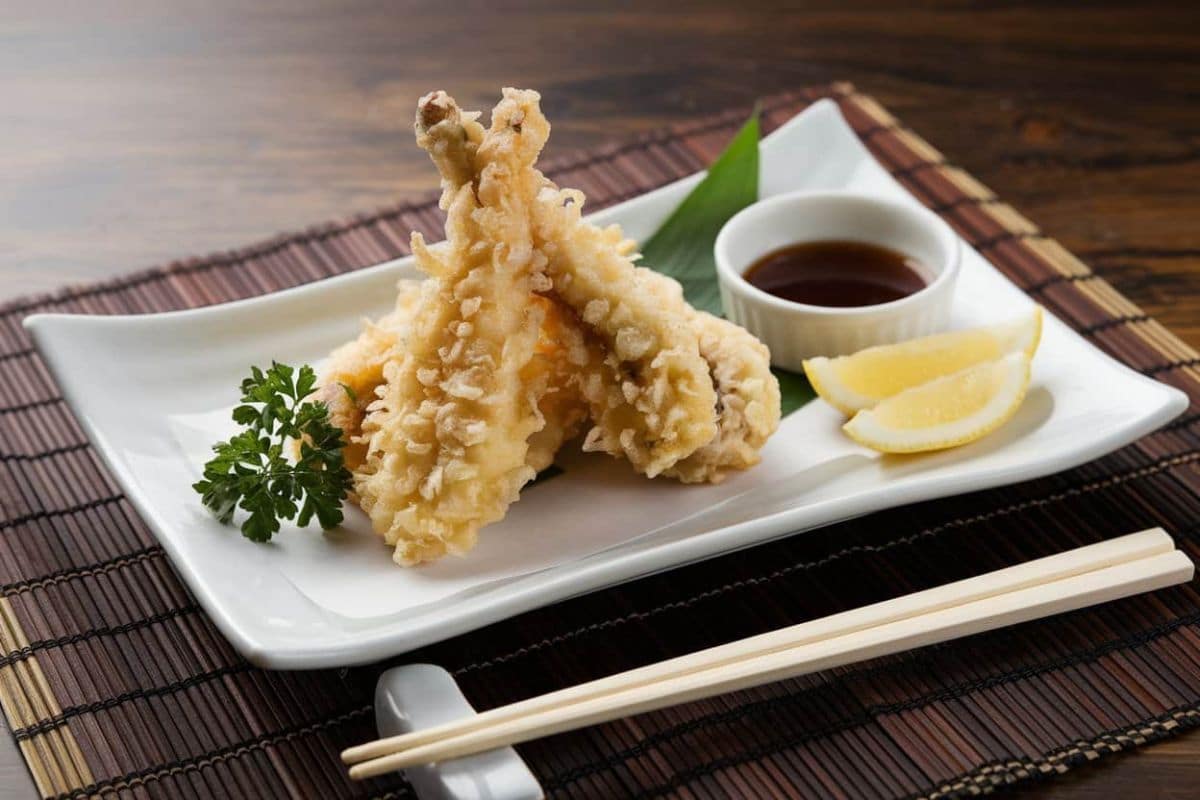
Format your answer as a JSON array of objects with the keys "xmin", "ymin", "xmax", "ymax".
[{"xmin": 715, "ymin": 191, "xmax": 961, "ymax": 370}]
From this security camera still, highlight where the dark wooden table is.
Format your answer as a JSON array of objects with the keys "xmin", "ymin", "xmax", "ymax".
[{"xmin": 2, "ymin": 2, "xmax": 1197, "ymax": 797}]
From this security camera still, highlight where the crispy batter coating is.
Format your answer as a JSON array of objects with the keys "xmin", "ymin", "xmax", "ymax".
[
  {"xmin": 662, "ymin": 309, "xmax": 781, "ymax": 483},
  {"xmin": 522, "ymin": 298, "xmax": 590, "ymax": 472},
  {"xmin": 319, "ymin": 88, "xmax": 781, "ymax": 566},
  {"xmin": 315, "ymin": 279, "xmax": 424, "ymax": 471},
  {"xmin": 320, "ymin": 280, "xmax": 780, "ymax": 486},
  {"xmin": 534, "ymin": 185, "xmax": 719, "ymax": 477},
  {"xmin": 354, "ymin": 89, "xmax": 555, "ymax": 565},
  {"xmin": 315, "ymin": 284, "xmax": 585, "ymax": 475}
]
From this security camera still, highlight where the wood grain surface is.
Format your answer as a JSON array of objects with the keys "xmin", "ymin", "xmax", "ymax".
[{"xmin": 2, "ymin": 1, "xmax": 1197, "ymax": 797}]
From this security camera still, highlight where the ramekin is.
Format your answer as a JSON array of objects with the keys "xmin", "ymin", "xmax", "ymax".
[{"xmin": 715, "ymin": 190, "xmax": 961, "ymax": 370}]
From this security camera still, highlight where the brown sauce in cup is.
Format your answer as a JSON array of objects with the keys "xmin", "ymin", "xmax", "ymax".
[{"xmin": 744, "ymin": 240, "xmax": 928, "ymax": 307}]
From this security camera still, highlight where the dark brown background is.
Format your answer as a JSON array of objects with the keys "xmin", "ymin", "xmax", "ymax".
[{"xmin": 2, "ymin": 1, "xmax": 1198, "ymax": 797}]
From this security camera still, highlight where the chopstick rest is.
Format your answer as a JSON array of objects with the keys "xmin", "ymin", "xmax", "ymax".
[
  {"xmin": 349, "ymin": 529, "xmax": 1192, "ymax": 780},
  {"xmin": 346, "ymin": 528, "xmax": 1173, "ymax": 768},
  {"xmin": 372, "ymin": 665, "xmax": 543, "ymax": 800}
]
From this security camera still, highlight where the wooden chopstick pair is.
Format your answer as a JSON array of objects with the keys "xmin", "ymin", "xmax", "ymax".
[{"xmin": 343, "ymin": 528, "xmax": 1193, "ymax": 780}]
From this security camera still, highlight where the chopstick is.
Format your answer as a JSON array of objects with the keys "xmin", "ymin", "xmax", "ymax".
[
  {"xmin": 345, "ymin": 530, "xmax": 1191, "ymax": 779},
  {"xmin": 343, "ymin": 529, "xmax": 1173, "ymax": 764}
]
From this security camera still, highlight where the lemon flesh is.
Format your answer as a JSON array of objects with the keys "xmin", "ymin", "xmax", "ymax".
[
  {"xmin": 803, "ymin": 306, "xmax": 1042, "ymax": 415},
  {"xmin": 843, "ymin": 352, "xmax": 1031, "ymax": 453}
]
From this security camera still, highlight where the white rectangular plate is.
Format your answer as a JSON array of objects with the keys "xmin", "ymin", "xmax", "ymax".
[{"xmin": 27, "ymin": 100, "xmax": 1187, "ymax": 669}]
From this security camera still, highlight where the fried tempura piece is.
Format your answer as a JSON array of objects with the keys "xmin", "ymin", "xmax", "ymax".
[
  {"xmin": 662, "ymin": 310, "xmax": 781, "ymax": 483},
  {"xmin": 354, "ymin": 89, "xmax": 556, "ymax": 565},
  {"xmin": 315, "ymin": 284, "xmax": 585, "ymax": 475},
  {"xmin": 535, "ymin": 184, "xmax": 719, "ymax": 477},
  {"xmin": 523, "ymin": 298, "xmax": 590, "ymax": 471},
  {"xmin": 314, "ymin": 279, "xmax": 424, "ymax": 470},
  {"xmin": 323, "ymin": 269, "xmax": 777, "ymax": 495}
]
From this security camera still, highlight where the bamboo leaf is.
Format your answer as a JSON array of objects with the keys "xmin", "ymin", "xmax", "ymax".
[{"xmin": 641, "ymin": 111, "xmax": 759, "ymax": 317}]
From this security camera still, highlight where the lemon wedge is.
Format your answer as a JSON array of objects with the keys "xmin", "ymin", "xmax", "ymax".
[
  {"xmin": 803, "ymin": 307, "xmax": 1042, "ymax": 415},
  {"xmin": 842, "ymin": 351, "xmax": 1031, "ymax": 453}
]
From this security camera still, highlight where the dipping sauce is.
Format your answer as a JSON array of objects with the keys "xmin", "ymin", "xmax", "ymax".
[{"xmin": 744, "ymin": 240, "xmax": 928, "ymax": 307}]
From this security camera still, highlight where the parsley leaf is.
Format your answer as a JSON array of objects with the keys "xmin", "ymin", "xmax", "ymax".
[{"xmin": 193, "ymin": 362, "xmax": 352, "ymax": 541}]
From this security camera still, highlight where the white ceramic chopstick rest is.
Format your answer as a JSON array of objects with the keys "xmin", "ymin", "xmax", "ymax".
[{"xmin": 374, "ymin": 665, "xmax": 544, "ymax": 800}]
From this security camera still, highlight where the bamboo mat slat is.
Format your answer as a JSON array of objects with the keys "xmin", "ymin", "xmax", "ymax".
[{"xmin": 2, "ymin": 83, "xmax": 1199, "ymax": 799}]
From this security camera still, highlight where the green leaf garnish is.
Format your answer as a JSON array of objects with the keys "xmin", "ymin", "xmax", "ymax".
[
  {"xmin": 642, "ymin": 110, "xmax": 760, "ymax": 317},
  {"xmin": 193, "ymin": 362, "xmax": 352, "ymax": 541},
  {"xmin": 640, "ymin": 106, "xmax": 813, "ymax": 415}
]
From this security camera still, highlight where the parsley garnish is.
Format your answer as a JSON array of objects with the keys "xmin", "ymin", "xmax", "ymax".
[{"xmin": 192, "ymin": 362, "xmax": 352, "ymax": 542}]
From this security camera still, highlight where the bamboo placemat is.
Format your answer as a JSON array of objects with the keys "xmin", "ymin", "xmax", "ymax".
[{"xmin": 2, "ymin": 83, "xmax": 1199, "ymax": 799}]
